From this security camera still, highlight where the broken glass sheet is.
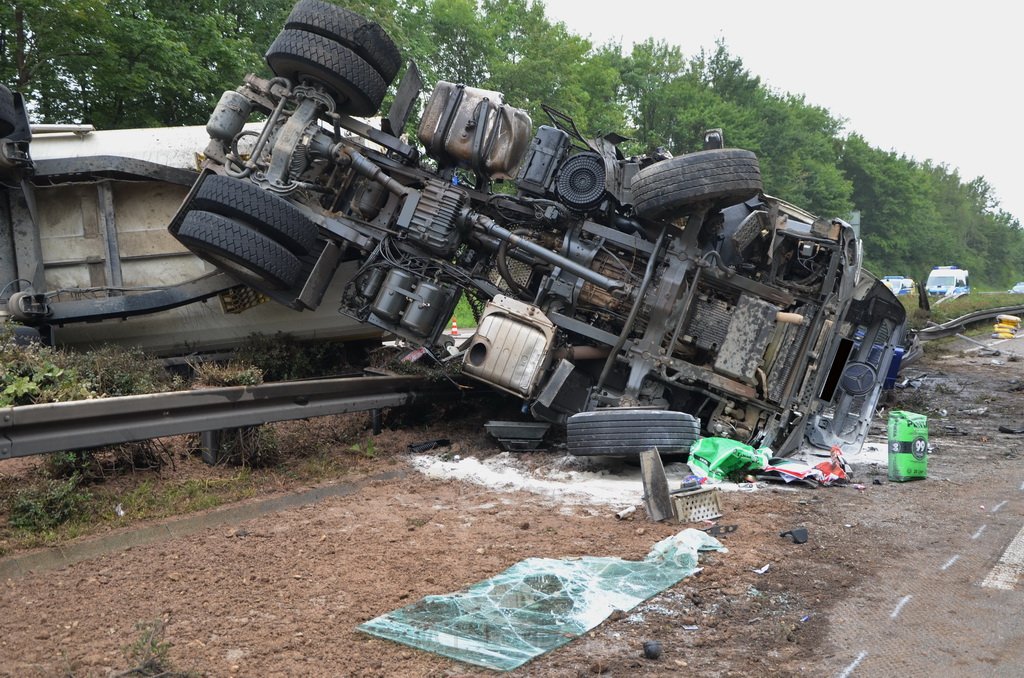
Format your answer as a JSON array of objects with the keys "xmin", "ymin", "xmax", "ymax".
[{"xmin": 357, "ymin": 528, "xmax": 724, "ymax": 671}]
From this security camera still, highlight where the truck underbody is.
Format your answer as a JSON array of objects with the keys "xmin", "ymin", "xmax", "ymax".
[{"xmin": 0, "ymin": 1, "xmax": 906, "ymax": 457}]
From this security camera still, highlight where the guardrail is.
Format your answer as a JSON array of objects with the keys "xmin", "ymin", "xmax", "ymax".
[
  {"xmin": 916, "ymin": 305, "xmax": 1024, "ymax": 341},
  {"xmin": 0, "ymin": 374, "xmax": 439, "ymax": 460}
]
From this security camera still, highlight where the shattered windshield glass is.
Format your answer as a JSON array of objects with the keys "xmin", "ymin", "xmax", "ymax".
[{"xmin": 358, "ymin": 529, "xmax": 724, "ymax": 671}]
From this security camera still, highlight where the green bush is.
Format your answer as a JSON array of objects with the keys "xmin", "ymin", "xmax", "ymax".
[
  {"xmin": 68, "ymin": 344, "xmax": 177, "ymax": 397},
  {"xmin": 234, "ymin": 332, "xmax": 361, "ymax": 381},
  {"xmin": 0, "ymin": 325, "xmax": 175, "ymax": 405},
  {"xmin": 9, "ymin": 474, "xmax": 92, "ymax": 531},
  {"xmin": 189, "ymin": 360, "xmax": 264, "ymax": 387}
]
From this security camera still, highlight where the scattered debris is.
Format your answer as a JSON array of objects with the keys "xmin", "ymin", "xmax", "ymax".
[
  {"xmin": 955, "ymin": 333, "xmax": 1000, "ymax": 355},
  {"xmin": 640, "ymin": 449, "xmax": 674, "ymax": 522},
  {"xmin": 993, "ymin": 314, "xmax": 1021, "ymax": 339},
  {"xmin": 998, "ymin": 425, "xmax": 1024, "ymax": 434},
  {"xmin": 407, "ymin": 439, "xmax": 451, "ymax": 454},
  {"xmin": 757, "ymin": 446, "xmax": 850, "ymax": 487},
  {"xmin": 670, "ymin": 478, "xmax": 704, "ymax": 495},
  {"xmin": 357, "ymin": 529, "xmax": 724, "ymax": 671},
  {"xmin": 642, "ymin": 640, "xmax": 663, "ymax": 660},
  {"xmin": 701, "ymin": 524, "xmax": 738, "ymax": 537},
  {"xmin": 615, "ymin": 506, "xmax": 637, "ymax": 520},
  {"xmin": 753, "ymin": 564, "xmax": 771, "ymax": 575},
  {"xmin": 483, "ymin": 421, "xmax": 551, "ymax": 452},
  {"xmin": 780, "ymin": 527, "xmax": 809, "ymax": 544},
  {"xmin": 888, "ymin": 410, "xmax": 929, "ymax": 482},
  {"xmin": 671, "ymin": 487, "xmax": 723, "ymax": 524},
  {"xmin": 688, "ymin": 438, "xmax": 770, "ymax": 482}
]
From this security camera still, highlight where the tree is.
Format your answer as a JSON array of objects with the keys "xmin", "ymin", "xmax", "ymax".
[
  {"xmin": 477, "ymin": 0, "xmax": 623, "ymax": 136},
  {"xmin": 618, "ymin": 38, "xmax": 686, "ymax": 151},
  {"xmin": 0, "ymin": 0, "xmax": 286, "ymax": 127}
]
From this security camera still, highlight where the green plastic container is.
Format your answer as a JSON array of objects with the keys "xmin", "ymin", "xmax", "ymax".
[{"xmin": 887, "ymin": 410, "xmax": 928, "ymax": 481}]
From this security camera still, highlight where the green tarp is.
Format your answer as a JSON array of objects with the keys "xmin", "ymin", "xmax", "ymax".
[{"xmin": 358, "ymin": 528, "xmax": 724, "ymax": 671}]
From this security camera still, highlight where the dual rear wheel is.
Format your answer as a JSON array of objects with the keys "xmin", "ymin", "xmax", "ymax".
[
  {"xmin": 175, "ymin": 175, "xmax": 319, "ymax": 293},
  {"xmin": 265, "ymin": 0, "xmax": 402, "ymax": 116}
]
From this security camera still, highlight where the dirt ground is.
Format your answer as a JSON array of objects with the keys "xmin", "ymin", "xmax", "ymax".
[{"xmin": 1, "ymin": 339, "xmax": 1022, "ymax": 677}]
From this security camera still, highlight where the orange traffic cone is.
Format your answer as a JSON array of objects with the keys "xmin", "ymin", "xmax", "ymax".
[{"xmin": 450, "ymin": 317, "xmax": 459, "ymax": 336}]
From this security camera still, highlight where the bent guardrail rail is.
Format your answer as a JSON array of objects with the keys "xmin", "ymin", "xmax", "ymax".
[{"xmin": 916, "ymin": 305, "xmax": 1024, "ymax": 341}]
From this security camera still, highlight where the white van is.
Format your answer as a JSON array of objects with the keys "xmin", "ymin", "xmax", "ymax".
[{"xmin": 925, "ymin": 266, "xmax": 970, "ymax": 296}]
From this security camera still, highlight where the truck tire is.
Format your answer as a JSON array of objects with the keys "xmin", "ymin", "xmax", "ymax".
[
  {"xmin": 191, "ymin": 175, "xmax": 320, "ymax": 256},
  {"xmin": 0, "ymin": 85, "xmax": 16, "ymax": 138},
  {"xmin": 284, "ymin": 0, "xmax": 402, "ymax": 85},
  {"xmin": 631, "ymin": 149, "xmax": 762, "ymax": 219},
  {"xmin": 567, "ymin": 409, "xmax": 700, "ymax": 457},
  {"xmin": 265, "ymin": 29, "xmax": 387, "ymax": 116},
  {"xmin": 176, "ymin": 210, "xmax": 305, "ymax": 290}
]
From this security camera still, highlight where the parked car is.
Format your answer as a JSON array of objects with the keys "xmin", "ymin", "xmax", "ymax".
[
  {"xmin": 1008, "ymin": 282, "xmax": 1024, "ymax": 294},
  {"xmin": 882, "ymin": 276, "xmax": 915, "ymax": 296}
]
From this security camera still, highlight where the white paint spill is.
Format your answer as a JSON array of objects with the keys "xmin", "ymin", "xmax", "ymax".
[
  {"xmin": 889, "ymin": 595, "xmax": 912, "ymax": 619},
  {"xmin": 837, "ymin": 650, "xmax": 867, "ymax": 678},
  {"xmin": 982, "ymin": 523, "xmax": 1024, "ymax": 590},
  {"xmin": 972, "ymin": 525, "xmax": 987, "ymax": 540},
  {"xmin": 991, "ymin": 500, "xmax": 1008, "ymax": 513},
  {"xmin": 851, "ymin": 442, "xmax": 890, "ymax": 467},
  {"xmin": 941, "ymin": 555, "xmax": 960, "ymax": 571},
  {"xmin": 410, "ymin": 452, "xmax": 748, "ymax": 507}
]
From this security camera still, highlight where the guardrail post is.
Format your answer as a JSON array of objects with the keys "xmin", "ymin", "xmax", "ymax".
[{"xmin": 199, "ymin": 430, "xmax": 221, "ymax": 465}]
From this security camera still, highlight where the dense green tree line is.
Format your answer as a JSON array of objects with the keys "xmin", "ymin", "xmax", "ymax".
[{"xmin": 3, "ymin": 0, "xmax": 1022, "ymax": 286}]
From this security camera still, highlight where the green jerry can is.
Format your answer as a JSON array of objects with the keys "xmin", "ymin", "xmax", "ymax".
[{"xmin": 887, "ymin": 410, "xmax": 928, "ymax": 481}]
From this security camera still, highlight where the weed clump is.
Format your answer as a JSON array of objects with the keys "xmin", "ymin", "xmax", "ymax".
[
  {"xmin": 207, "ymin": 426, "xmax": 281, "ymax": 468},
  {"xmin": 119, "ymin": 619, "xmax": 197, "ymax": 677}
]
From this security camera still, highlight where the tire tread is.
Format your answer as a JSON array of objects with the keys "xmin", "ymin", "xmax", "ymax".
[{"xmin": 176, "ymin": 211, "xmax": 304, "ymax": 290}]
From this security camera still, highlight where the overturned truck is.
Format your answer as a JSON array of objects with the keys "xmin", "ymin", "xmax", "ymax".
[{"xmin": 22, "ymin": 1, "xmax": 908, "ymax": 457}]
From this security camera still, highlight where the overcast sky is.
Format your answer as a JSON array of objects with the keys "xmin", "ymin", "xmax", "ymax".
[{"xmin": 540, "ymin": 0, "xmax": 1023, "ymax": 224}]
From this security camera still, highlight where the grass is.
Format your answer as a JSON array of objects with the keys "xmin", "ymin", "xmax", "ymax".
[
  {"xmin": 0, "ymin": 429, "xmax": 379, "ymax": 556},
  {"xmin": 453, "ymin": 294, "xmax": 477, "ymax": 329},
  {"xmin": 0, "ymin": 327, "xmax": 396, "ymax": 555}
]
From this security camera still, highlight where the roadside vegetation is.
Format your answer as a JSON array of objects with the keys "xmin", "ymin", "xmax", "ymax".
[
  {"xmin": 0, "ymin": 327, "xmax": 409, "ymax": 556},
  {"xmin": 898, "ymin": 291, "xmax": 1024, "ymax": 331}
]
